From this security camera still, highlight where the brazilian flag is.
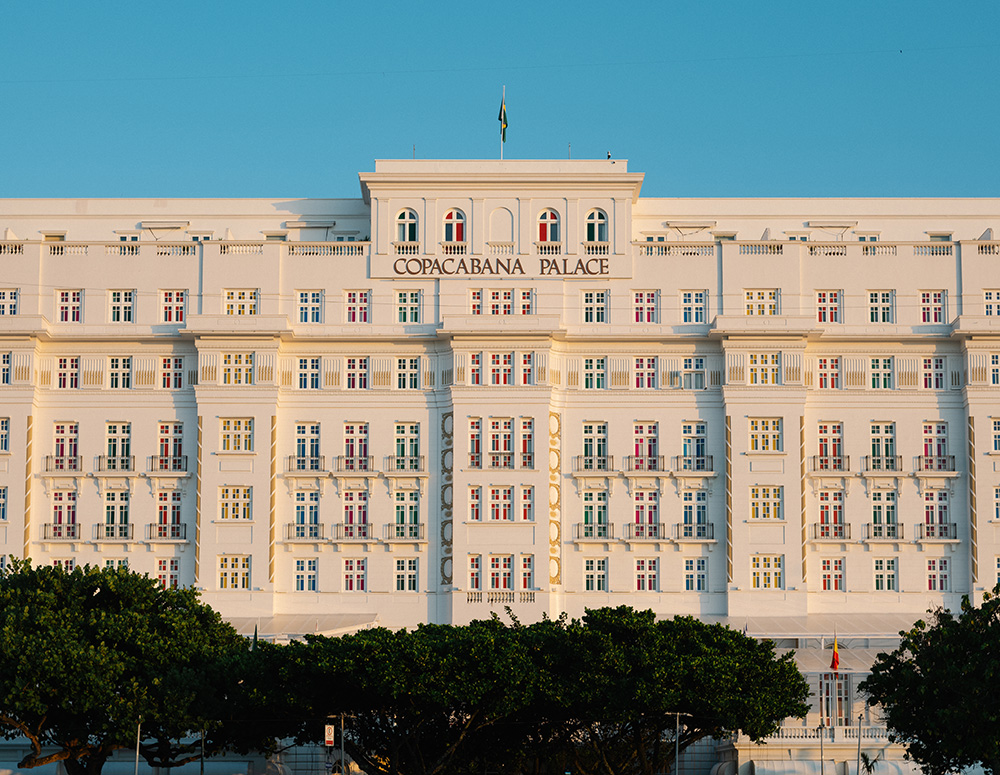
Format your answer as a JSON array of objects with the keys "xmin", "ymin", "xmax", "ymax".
[{"xmin": 498, "ymin": 98, "xmax": 507, "ymax": 143}]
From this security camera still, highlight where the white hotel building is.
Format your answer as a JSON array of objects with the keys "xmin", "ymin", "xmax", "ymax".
[{"xmin": 1, "ymin": 159, "xmax": 999, "ymax": 773}]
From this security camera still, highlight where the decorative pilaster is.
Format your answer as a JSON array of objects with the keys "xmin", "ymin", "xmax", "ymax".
[
  {"xmin": 195, "ymin": 416, "xmax": 203, "ymax": 583},
  {"xmin": 969, "ymin": 416, "xmax": 978, "ymax": 584},
  {"xmin": 548, "ymin": 412, "xmax": 562, "ymax": 584},
  {"xmin": 725, "ymin": 415, "xmax": 732, "ymax": 583},
  {"xmin": 440, "ymin": 412, "xmax": 454, "ymax": 585},
  {"xmin": 269, "ymin": 416, "xmax": 277, "ymax": 584}
]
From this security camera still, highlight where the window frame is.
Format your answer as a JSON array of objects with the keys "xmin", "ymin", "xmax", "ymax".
[
  {"xmin": 744, "ymin": 289, "xmax": 779, "ymax": 316},
  {"xmin": 57, "ymin": 290, "xmax": 83, "ymax": 323},
  {"xmin": 443, "ymin": 209, "xmax": 466, "ymax": 243},
  {"xmin": 345, "ymin": 290, "xmax": 371, "ymax": 323},
  {"xmin": 680, "ymin": 290, "xmax": 707, "ymax": 323},
  {"xmin": 297, "ymin": 290, "xmax": 323, "ymax": 324},
  {"xmin": 585, "ymin": 209, "xmax": 608, "ymax": 243},
  {"xmin": 160, "ymin": 290, "xmax": 185, "ymax": 323},
  {"xmin": 751, "ymin": 555, "xmax": 784, "ymax": 589},
  {"xmin": 0, "ymin": 289, "xmax": 18, "ymax": 316},
  {"xmin": 537, "ymin": 209, "xmax": 560, "ymax": 243},
  {"xmin": 218, "ymin": 555, "xmax": 250, "ymax": 589},
  {"xmin": 219, "ymin": 486, "xmax": 253, "ymax": 520},
  {"xmin": 583, "ymin": 290, "xmax": 608, "ymax": 324},
  {"xmin": 223, "ymin": 289, "xmax": 259, "ymax": 316},
  {"xmin": 108, "ymin": 290, "xmax": 135, "ymax": 323},
  {"xmin": 396, "ymin": 209, "xmax": 419, "ymax": 243},
  {"xmin": 221, "ymin": 352, "xmax": 254, "ymax": 385},
  {"xmin": 220, "ymin": 418, "xmax": 254, "ymax": 453},
  {"xmin": 816, "ymin": 290, "xmax": 841, "ymax": 323}
]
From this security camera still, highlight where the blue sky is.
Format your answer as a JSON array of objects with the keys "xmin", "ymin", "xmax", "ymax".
[{"xmin": 3, "ymin": 1, "xmax": 998, "ymax": 199}]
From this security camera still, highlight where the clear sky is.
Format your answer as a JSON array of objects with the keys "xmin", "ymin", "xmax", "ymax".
[{"xmin": 3, "ymin": 0, "xmax": 998, "ymax": 199}]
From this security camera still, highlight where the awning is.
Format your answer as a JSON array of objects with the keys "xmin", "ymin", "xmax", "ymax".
[
  {"xmin": 847, "ymin": 763, "xmax": 927, "ymax": 775},
  {"xmin": 848, "ymin": 764, "xmax": 983, "ymax": 775},
  {"xmin": 781, "ymin": 648, "xmax": 889, "ymax": 674},
  {"xmin": 225, "ymin": 613, "xmax": 379, "ymax": 640},
  {"xmin": 751, "ymin": 760, "xmax": 834, "ymax": 775},
  {"xmin": 698, "ymin": 613, "xmax": 922, "ymax": 639}
]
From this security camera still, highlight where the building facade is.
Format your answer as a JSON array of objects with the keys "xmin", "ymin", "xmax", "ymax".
[{"xmin": 2, "ymin": 159, "xmax": 999, "ymax": 773}]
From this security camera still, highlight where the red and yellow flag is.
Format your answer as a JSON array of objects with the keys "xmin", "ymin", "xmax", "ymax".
[{"xmin": 830, "ymin": 634, "xmax": 840, "ymax": 671}]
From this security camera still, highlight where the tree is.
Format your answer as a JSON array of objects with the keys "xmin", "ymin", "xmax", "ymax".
[
  {"xmin": 860, "ymin": 589, "xmax": 1000, "ymax": 775},
  {"xmin": 293, "ymin": 608, "xmax": 810, "ymax": 775},
  {"xmin": 543, "ymin": 607, "xmax": 811, "ymax": 775},
  {"xmin": 0, "ymin": 560, "xmax": 252, "ymax": 775},
  {"xmin": 298, "ymin": 618, "xmax": 542, "ymax": 775}
]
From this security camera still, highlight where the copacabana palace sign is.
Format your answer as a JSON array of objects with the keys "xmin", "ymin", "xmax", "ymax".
[{"xmin": 384, "ymin": 255, "xmax": 614, "ymax": 277}]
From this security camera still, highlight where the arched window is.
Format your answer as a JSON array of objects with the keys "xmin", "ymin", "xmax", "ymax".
[
  {"xmin": 538, "ymin": 209, "xmax": 560, "ymax": 242},
  {"xmin": 586, "ymin": 210, "xmax": 608, "ymax": 242},
  {"xmin": 443, "ymin": 209, "xmax": 465, "ymax": 242},
  {"xmin": 396, "ymin": 209, "xmax": 418, "ymax": 242}
]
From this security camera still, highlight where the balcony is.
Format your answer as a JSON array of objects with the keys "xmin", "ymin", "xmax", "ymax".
[
  {"xmin": 94, "ymin": 524, "xmax": 133, "ymax": 540},
  {"xmin": 572, "ymin": 455, "xmax": 614, "ymax": 473},
  {"xmin": 738, "ymin": 242, "xmax": 784, "ymax": 256},
  {"xmin": 535, "ymin": 241, "xmax": 562, "ymax": 256},
  {"xmin": 635, "ymin": 243, "xmax": 715, "ymax": 258},
  {"xmin": 624, "ymin": 523, "xmax": 668, "ymax": 540},
  {"xmin": 582, "ymin": 242, "xmax": 609, "ymax": 256},
  {"xmin": 146, "ymin": 523, "xmax": 187, "ymax": 540},
  {"xmin": 466, "ymin": 591, "xmax": 537, "ymax": 605},
  {"xmin": 286, "ymin": 455, "xmax": 325, "ymax": 473},
  {"xmin": 149, "ymin": 455, "xmax": 188, "ymax": 472},
  {"xmin": 393, "ymin": 241, "xmax": 420, "ymax": 256},
  {"xmin": 864, "ymin": 523, "xmax": 903, "ymax": 540},
  {"xmin": 573, "ymin": 523, "xmax": 614, "ymax": 540},
  {"xmin": 333, "ymin": 455, "xmax": 374, "ymax": 473},
  {"xmin": 673, "ymin": 523, "xmax": 715, "ymax": 540},
  {"xmin": 43, "ymin": 523, "xmax": 79, "ymax": 540},
  {"xmin": 673, "ymin": 455, "xmax": 714, "ymax": 472},
  {"xmin": 486, "ymin": 455, "xmax": 515, "ymax": 470},
  {"xmin": 283, "ymin": 523, "xmax": 326, "ymax": 540},
  {"xmin": 918, "ymin": 455, "xmax": 956, "ymax": 472},
  {"xmin": 810, "ymin": 456, "xmax": 850, "ymax": 473},
  {"xmin": 917, "ymin": 523, "xmax": 958, "ymax": 540},
  {"xmin": 384, "ymin": 523, "xmax": 425, "ymax": 541},
  {"xmin": 287, "ymin": 243, "xmax": 367, "ymax": 257},
  {"xmin": 387, "ymin": 455, "xmax": 425, "ymax": 473},
  {"xmin": 624, "ymin": 455, "xmax": 665, "ymax": 472},
  {"xmin": 43, "ymin": 456, "xmax": 81, "ymax": 473},
  {"xmin": 96, "ymin": 455, "xmax": 134, "ymax": 472},
  {"xmin": 861, "ymin": 455, "xmax": 902, "ymax": 473},
  {"xmin": 811, "ymin": 523, "xmax": 851, "ymax": 540},
  {"xmin": 333, "ymin": 523, "xmax": 372, "ymax": 541},
  {"xmin": 440, "ymin": 242, "xmax": 467, "ymax": 256}
]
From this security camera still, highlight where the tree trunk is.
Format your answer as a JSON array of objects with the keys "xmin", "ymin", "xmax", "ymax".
[{"xmin": 63, "ymin": 752, "xmax": 110, "ymax": 775}]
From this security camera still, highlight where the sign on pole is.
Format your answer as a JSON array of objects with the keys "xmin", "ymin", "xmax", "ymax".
[{"xmin": 325, "ymin": 724, "xmax": 336, "ymax": 747}]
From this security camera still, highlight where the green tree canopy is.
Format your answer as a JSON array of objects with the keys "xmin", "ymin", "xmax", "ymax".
[
  {"xmin": 297, "ymin": 617, "xmax": 541, "ymax": 775},
  {"xmin": 0, "ymin": 560, "xmax": 253, "ymax": 775},
  {"xmin": 295, "ymin": 607, "xmax": 810, "ymax": 775},
  {"xmin": 860, "ymin": 589, "xmax": 1000, "ymax": 775},
  {"xmin": 543, "ymin": 607, "xmax": 810, "ymax": 775}
]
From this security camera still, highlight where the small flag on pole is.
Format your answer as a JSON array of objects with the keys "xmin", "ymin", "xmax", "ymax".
[
  {"xmin": 830, "ymin": 633, "xmax": 839, "ymax": 671},
  {"xmin": 498, "ymin": 93, "xmax": 507, "ymax": 144}
]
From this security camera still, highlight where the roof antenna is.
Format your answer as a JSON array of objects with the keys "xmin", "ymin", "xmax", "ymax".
[
  {"xmin": 568, "ymin": 142, "xmax": 571, "ymax": 159},
  {"xmin": 412, "ymin": 144, "xmax": 416, "ymax": 159}
]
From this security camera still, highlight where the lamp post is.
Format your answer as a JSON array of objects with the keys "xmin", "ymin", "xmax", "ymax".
[
  {"xmin": 818, "ymin": 720, "xmax": 825, "ymax": 775},
  {"xmin": 856, "ymin": 713, "xmax": 863, "ymax": 775}
]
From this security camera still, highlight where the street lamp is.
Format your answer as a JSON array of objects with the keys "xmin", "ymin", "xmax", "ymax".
[{"xmin": 818, "ymin": 720, "xmax": 825, "ymax": 775}]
